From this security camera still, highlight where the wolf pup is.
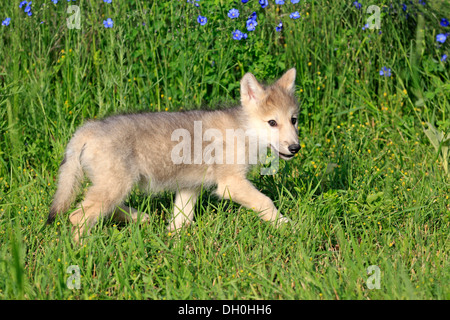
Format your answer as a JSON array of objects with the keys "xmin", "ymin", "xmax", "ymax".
[{"xmin": 47, "ymin": 68, "xmax": 300, "ymax": 242}]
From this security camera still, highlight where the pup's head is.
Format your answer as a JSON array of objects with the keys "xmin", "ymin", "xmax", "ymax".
[{"xmin": 240, "ymin": 68, "xmax": 300, "ymax": 160}]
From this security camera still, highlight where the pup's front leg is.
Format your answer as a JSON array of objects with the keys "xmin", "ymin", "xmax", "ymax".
[{"xmin": 216, "ymin": 177, "xmax": 290, "ymax": 226}]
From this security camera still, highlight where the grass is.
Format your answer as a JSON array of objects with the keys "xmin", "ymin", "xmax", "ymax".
[{"xmin": 0, "ymin": 0, "xmax": 449, "ymax": 299}]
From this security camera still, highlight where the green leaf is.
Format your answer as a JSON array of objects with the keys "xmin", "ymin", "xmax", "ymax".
[
  {"xmin": 424, "ymin": 122, "xmax": 450, "ymax": 176},
  {"xmin": 366, "ymin": 192, "xmax": 384, "ymax": 205}
]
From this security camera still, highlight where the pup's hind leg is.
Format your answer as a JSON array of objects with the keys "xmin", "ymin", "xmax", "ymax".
[
  {"xmin": 168, "ymin": 189, "xmax": 199, "ymax": 232},
  {"xmin": 112, "ymin": 204, "xmax": 149, "ymax": 223},
  {"xmin": 69, "ymin": 180, "xmax": 134, "ymax": 243}
]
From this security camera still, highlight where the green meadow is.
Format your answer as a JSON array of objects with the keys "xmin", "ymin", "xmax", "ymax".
[{"xmin": 0, "ymin": 0, "xmax": 449, "ymax": 300}]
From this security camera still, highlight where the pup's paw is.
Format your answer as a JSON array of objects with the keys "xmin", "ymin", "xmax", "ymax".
[
  {"xmin": 275, "ymin": 216, "xmax": 291, "ymax": 227},
  {"xmin": 274, "ymin": 215, "xmax": 297, "ymax": 233},
  {"xmin": 138, "ymin": 213, "xmax": 150, "ymax": 223}
]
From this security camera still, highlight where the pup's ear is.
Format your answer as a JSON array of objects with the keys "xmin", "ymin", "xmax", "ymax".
[
  {"xmin": 276, "ymin": 68, "xmax": 296, "ymax": 93},
  {"xmin": 240, "ymin": 72, "xmax": 265, "ymax": 107}
]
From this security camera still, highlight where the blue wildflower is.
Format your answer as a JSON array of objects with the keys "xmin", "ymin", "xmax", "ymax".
[
  {"xmin": 437, "ymin": 33, "xmax": 447, "ymax": 44},
  {"xmin": 419, "ymin": 0, "xmax": 426, "ymax": 5},
  {"xmin": 276, "ymin": 21, "xmax": 283, "ymax": 32},
  {"xmin": 275, "ymin": 0, "xmax": 285, "ymax": 4},
  {"xmin": 441, "ymin": 18, "xmax": 449, "ymax": 27},
  {"xmin": 197, "ymin": 15, "xmax": 207, "ymax": 26},
  {"xmin": 246, "ymin": 18, "xmax": 258, "ymax": 31},
  {"xmin": 52, "ymin": 0, "xmax": 58, "ymax": 3},
  {"xmin": 402, "ymin": 3, "xmax": 407, "ymax": 11},
  {"xmin": 291, "ymin": 0, "xmax": 300, "ymax": 3},
  {"xmin": 103, "ymin": 18, "xmax": 113, "ymax": 28},
  {"xmin": 242, "ymin": 0, "xmax": 249, "ymax": 3},
  {"xmin": 441, "ymin": 54, "xmax": 447, "ymax": 62},
  {"xmin": 228, "ymin": 8, "xmax": 239, "ymax": 19},
  {"xmin": 379, "ymin": 67, "xmax": 391, "ymax": 77},
  {"xmin": 24, "ymin": 2, "xmax": 32, "ymax": 13},
  {"xmin": 259, "ymin": 0, "xmax": 268, "ymax": 8},
  {"xmin": 19, "ymin": 1, "xmax": 27, "ymax": 8},
  {"xmin": 290, "ymin": 11, "xmax": 300, "ymax": 19},
  {"xmin": 104, "ymin": 0, "xmax": 112, "ymax": 3},
  {"xmin": 2, "ymin": 17, "xmax": 11, "ymax": 26},
  {"xmin": 187, "ymin": 0, "xmax": 200, "ymax": 7},
  {"xmin": 362, "ymin": 23, "xmax": 369, "ymax": 30},
  {"xmin": 249, "ymin": 12, "xmax": 257, "ymax": 21},
  {"xmin": 353, "ymin": 1, "xmax": 361, "ymax": 9},
  {"xmin": 232, "ymin": 29, "xmax": 244, "ymax": 40}
]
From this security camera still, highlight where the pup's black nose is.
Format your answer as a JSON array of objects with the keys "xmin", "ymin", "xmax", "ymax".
[{"xmin": 288, "ymin": 144, "xmax": 301, "ymax": 154}]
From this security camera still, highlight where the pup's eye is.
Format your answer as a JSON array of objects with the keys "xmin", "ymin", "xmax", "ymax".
[
  {"xmin": 268, "ymin": 120, "xmax": 277, "ymax": 127},
  {"xmin": 291, "ymin": 117, "xmax": 297, "ymax": 125}
]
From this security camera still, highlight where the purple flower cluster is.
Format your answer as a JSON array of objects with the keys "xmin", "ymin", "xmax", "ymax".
[
  {"xmin": 20, "ymin": 1, "xmax": 33, "ymax": 16},
  {"xmin": 199, "ymin": 1, "xmax": 302, "ymax": 40},
  {"xmin": 437, "ymin": 18, "xmax": 449, "ymax": 62}
]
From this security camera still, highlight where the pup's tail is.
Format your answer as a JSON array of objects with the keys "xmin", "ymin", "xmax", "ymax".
[{"xmin": 47, "ymin": 135, "xmax": 86, "ymax": 224}]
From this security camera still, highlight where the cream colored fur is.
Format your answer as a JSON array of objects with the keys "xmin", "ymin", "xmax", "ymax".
[{"xmin": 48, "ymin": 69, "xmax": 300, "ymax": 243}]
